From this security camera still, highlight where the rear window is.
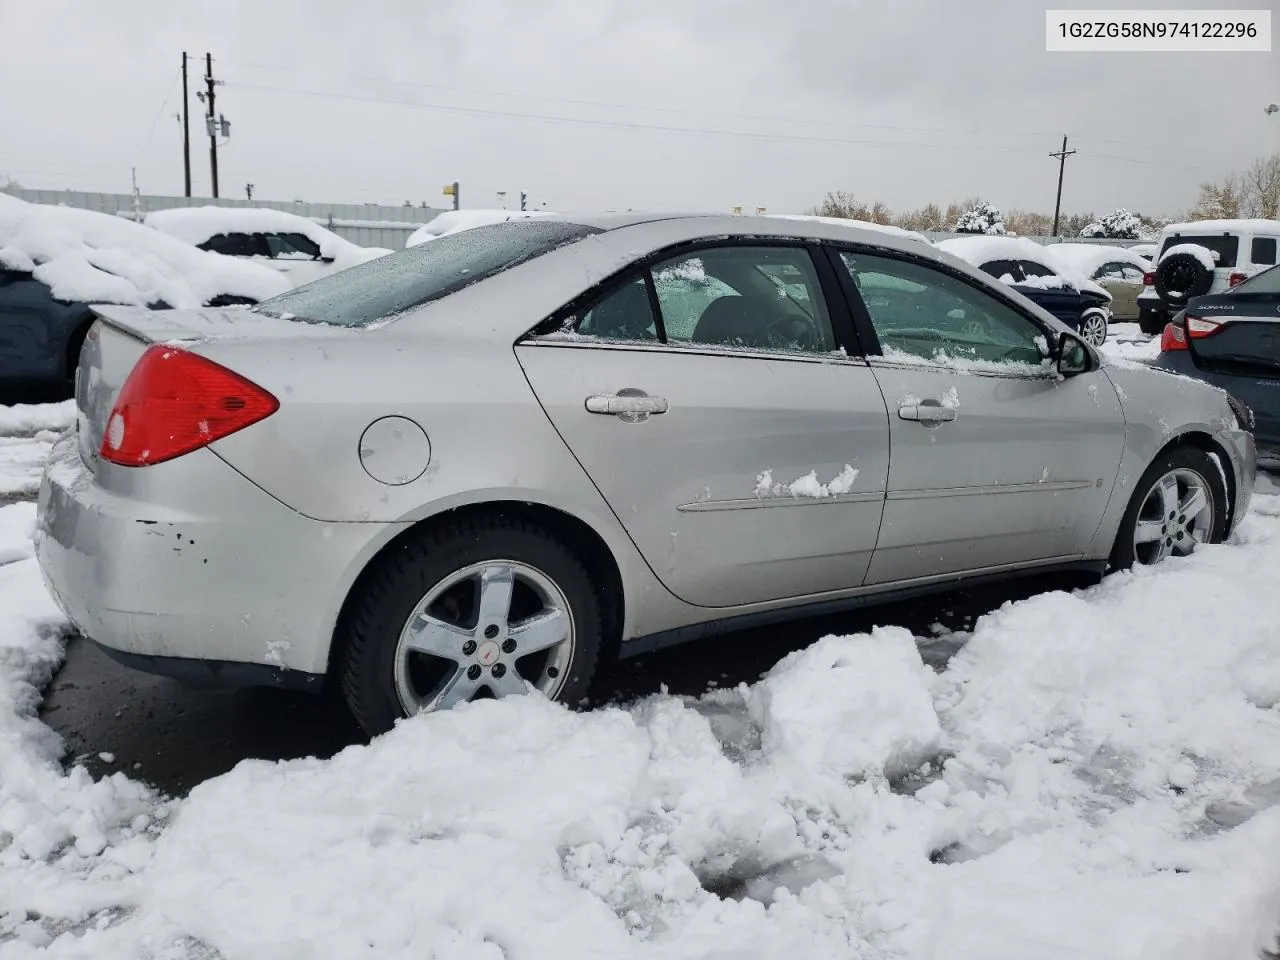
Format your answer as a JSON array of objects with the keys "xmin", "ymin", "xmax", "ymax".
[
  {"xmin": 1159, "ymin": 233, "xmax": 1239, "ymax": 269},
  {"xmin": 253, "ymin": 220, "xmax": 600, "ymax": 327},
  {"xmin": 1234, "ymin": 263, "xmax": 1280, "ymax": 295}
]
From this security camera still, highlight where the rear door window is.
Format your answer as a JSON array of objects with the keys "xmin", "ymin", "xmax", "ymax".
[
  {"xmin": 265, "ymin": 232, "xmax": 323, "ymax": 260},
  {"xmin": 980, "ymin": 259, "xmax": 1024, "ymax": 282},
  {"xmin": 1251, "ymin": 237, "xmax": 1277, "ymax": 267}
]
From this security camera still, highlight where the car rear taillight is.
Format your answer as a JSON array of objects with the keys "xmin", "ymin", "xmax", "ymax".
[
  {"xmin": 1159, "ymin": 322, "xmax": 1187, "ymax": 352},
  {"xmin": 1184, "ymin": 314, "xmax": 1224, "ymax": 339},
  {"xmin": 1228, "ymin": 272, "xmax": 1247, "ymax": 287},
  {"xmin": 99, "ymin": 344, "xmax": 278, "ymax": 467},
  {"xmin": 1143, "ymin": 271, "xmax": 1155, "ymax": 286}
]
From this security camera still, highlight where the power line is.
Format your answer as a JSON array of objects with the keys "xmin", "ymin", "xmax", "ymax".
[
  {"xmin": 230, "ymin": 80, "xmax": 1078, "ymax": 159},
  {"xmin": 134, "ymin": 69, "xmax": 179, "ymax": 169},
  {"xmin": 220, "ymin": 58, "xmax": 1232, "ymax": 162}
]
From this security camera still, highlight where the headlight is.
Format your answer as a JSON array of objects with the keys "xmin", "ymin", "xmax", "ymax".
[{"xmin": 1225, "ymin": 393, "xmax": 1254, "ymax": 431}]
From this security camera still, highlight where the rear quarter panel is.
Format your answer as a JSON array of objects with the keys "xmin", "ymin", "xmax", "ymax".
[{"xmin": 200, "ymin": 328, "xmax": 689, "ymax": 641}]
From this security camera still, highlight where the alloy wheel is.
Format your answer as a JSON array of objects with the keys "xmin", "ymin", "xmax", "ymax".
[
  {"xmin": 1132, "ymin": 467, "xmax": 1214, "ymax": 565},
  {"xmin": 393, "ymin": 560, "xmax": 576, "ymax": 714},
  {"xmin": 1081, "ymin": 312, "xmax": 1108, "ymax": 347}
]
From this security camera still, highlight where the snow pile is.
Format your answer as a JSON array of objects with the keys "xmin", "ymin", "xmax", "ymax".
[
  {"xmin": 405, "ymin": 209, "xmax": 557, "ymax": 248},
  {"xmin": 1100, "ymin": 332, "xmax": 1162, "ymax": 363},
  {"xmin": 143, "ymin": 207, "xmax": 392, "ymax": 268},
  {"xmin": 0, "ymin": 401, "xmax": 75, "ymax": 437},
  {"xmin": 0, "ymin": 195, "xmax": 289, "ymax": 308},
  {"xmin": 1003, "ymin": 273, "xmax": 1072, "ymax": 291},
  {"xmin": 952, "ymin": 202, "xmax": 1006, "ymax": 236},
  {"xmin": 1047, "ymin": 243, "xmax": 1151, "ymax": 279},
  {"xmin": 754, "ymin": 464, "xmax": 859, "ymax": 498},
  {"xmin": 1079, "ymin": 209, "xmax": 1150, "ymax": 241},
  {"xmin": 746, "ymin": 629, "xmax": 941, "ymax": 781},
  {"xmin": 4, "ymin": 421, "xmax": 1280, "ymax": 955},
  {"xmin": 1160, "ymin": 243, "xmax": 1219, "ymax": 271},
  {"xmin": 766, "ymin": 215, "xmax": 932, "ymax": 245}
]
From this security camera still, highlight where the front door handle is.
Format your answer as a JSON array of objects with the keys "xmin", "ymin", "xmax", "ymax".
[
  {"xmin": 898, "ymin": 400, "xmax": 956, "ymax": 424},
  {"xmin": 585, "ymin": 389, "xmax": 669, "ymax": 422}
]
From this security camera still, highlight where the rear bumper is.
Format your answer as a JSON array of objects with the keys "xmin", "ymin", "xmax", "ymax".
[{"xmin": 35, "ymin": 430, "xmax": 398, "ymax": 682}]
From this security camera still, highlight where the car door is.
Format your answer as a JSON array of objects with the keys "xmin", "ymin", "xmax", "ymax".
[
  {"xmin": 827, "ymin": 245, "xmax": 1126, "ymax": 585},
  {"xmin": 516, "ymin": 242, "xmax": 890, "ymax": 609},
  {"xmin": 1093, "ymin": 261, "xmax": 1137, "ymax": 319}
]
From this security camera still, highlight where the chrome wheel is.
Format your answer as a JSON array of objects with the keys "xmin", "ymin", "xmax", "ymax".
[
  {"xmin": 1081, "ymin": 312, "xmax": 1108, "ymax": 347},
  {"xmin": 393, "ymin": 560, "xmax": 575, "ymax": 714},
  {"xmin": 1132, "ymin": 468, "xmax": 1214, "ymax": 565}
]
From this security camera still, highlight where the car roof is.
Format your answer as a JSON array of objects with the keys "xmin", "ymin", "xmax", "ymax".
[
  {"xmin": 547, "ymin": 212, "xmax": 931, "ymax": 251},
  {"xmin": 1161, "ymin": 219, "xmax": 1280, "ymax": 237}
]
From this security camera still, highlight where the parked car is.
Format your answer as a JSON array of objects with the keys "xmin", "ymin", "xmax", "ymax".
[
  {"xmin": 1047, "ymin": 243, "xmax": 1152, "ymax": 322},
  {"xmin": 1137, "ymin": 219, "xmax": 1280, "ymax": 335},
  {"xmin": 1129, "ymin": 243, "xmax": 1157, "ymax": 262},
  {"xmin": 936, "ymin": 236, "xmax": 1113, "ymax": 346},
  {"xmin": 145, "ymin": 206, "xmax": 392, "ymax": 287},
  {"xmin": 37, "ymin": 215, "xmax": 1254, "ymax": 737},
  {"xmin": 0, "ymin": 194, "xmax": 288, "ymax": 394},
  {"xmin": 405, "ymin": 209, "xmax": 557, "ymax": 248},
  {"xmin": 1153, "ymin": 263, "xmax": 1280, "ymax": 470}
]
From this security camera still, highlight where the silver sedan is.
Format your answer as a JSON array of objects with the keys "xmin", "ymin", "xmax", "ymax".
[{"xmin": 35, "ymin": 215, "xmax": 1256, "ymax": 735}]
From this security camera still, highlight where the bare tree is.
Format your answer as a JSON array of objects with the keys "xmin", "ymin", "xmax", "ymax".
[
  {"xmin": 1004, "ymin": 209, "xmax": 1054, "ymax": 236},
  {"xmin": 810, "ymin": 191, "xmax": 894, "ymax": 224},
  {"xmin": 895, "ymin": 202, "xmax": 945, "ymax": 231},
  {"xmin": 1240, "ymin": 153, "xmax": 1280, "ymax": 219},
  {"xmin": 1190, "ymin": 174, "xmax": 1242, "ymax": 220},
  {"xmin": 0, "ymin": 174, "xmax": 19, "ymax": 195}
]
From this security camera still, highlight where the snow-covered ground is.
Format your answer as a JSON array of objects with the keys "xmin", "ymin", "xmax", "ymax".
[{"xmin": 3, "ymin": 395, "xmax": 1280, "ymax": 959}]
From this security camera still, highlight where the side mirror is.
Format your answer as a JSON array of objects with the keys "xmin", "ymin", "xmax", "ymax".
[{"xmin": 1057, "ymin": 332, "xmax": 1092, "ymax": 375}]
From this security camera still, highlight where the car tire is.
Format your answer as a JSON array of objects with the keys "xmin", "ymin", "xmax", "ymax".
[
  {"xmin": 1080, "ymin": 309, "xmax": 1108, "ymax": 347},
  {"xmin": 1109, "ymin": 445, "xmax": 1228, "ymax": 571},
  {"xmin": 1137, "ymin": 308, "xmax": 1166, "ymax": 336},
  {"xmin": 1154, "ymin": 253, "xmax": 1213, "ymax": 307},
  {"xmin": 337, "ymin": 515, "xmax": 603, "ymax": 737}
]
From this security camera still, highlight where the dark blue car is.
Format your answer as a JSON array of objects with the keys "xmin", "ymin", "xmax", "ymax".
[
  {"xmin": 1153, "ymin": 264, "xmax": 1280, "ymax": 470},
  {"xmin": 973, "ymin": 257, "xmax": 1113, "ymax": 347},
  {"xmin": 0, "ymin": 267, "xmax": 98, "ymax": 395}
]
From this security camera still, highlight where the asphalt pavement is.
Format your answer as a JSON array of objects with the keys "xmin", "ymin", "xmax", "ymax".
[{"xmin": 40, "ymin": 572, "xmax": 1090, "ymax": 797}]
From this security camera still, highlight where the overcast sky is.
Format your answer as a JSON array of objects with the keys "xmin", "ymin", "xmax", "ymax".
[{"xmin": 0, "ymin": 0, "xmax": 1275, "ymax": 218}]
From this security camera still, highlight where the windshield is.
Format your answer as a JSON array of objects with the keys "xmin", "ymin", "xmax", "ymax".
[
  {"xmin": 253, "ymin": 220, "xmax": 600, "ymax": 326},
  {"xmin": 1159, "ymin": 233, "xmax": 1239, "ymax": 268},
  {"xmin": 1233, "ymin": 263, "xmax": 1280, "ymax": 295}
]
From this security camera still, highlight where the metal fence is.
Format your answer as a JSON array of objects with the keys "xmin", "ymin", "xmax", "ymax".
[
  {"xmin": 5, "ymin": 187, "xmax": 1156, "ymax": 250},
  {"xmin": 6, "ymin": 188, "xmax": 446, "ymax": 250}
]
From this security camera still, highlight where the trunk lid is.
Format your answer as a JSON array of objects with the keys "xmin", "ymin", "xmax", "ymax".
[
  {"xmin": 75, "ymin": 304, "xmax": 330, "ymax": 471},
  {"xmin": 1185, "ymin": 293, "xmax": 1280, "ymax": 380}
]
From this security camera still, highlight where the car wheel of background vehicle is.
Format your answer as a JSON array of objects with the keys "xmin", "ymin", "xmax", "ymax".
[
  {"xmin": 1154, "ymin": 253, "xmax": 1213, "ymax": 307},
  {"xmin": 1080, "ymin": 310, "xmax": 1108, "ymax": 347},
  {"xmin": 337, "ymin": 515, "xmax": 603, "ymax": 737},
  {"xmin": 1137, "ymin": 308, "xmax": 1166, "ymax": 337},
  {"xmin": 1110, "ymin": 445, "xmax": 1227, "ymax": 571}
]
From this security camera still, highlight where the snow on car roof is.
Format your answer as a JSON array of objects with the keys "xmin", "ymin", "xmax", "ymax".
[
  {"xmin": 0, "ymin": 194, "xmax": 289, "ymax": 308},
  {"xmin": 145, "ymin": 206, "xmax": 391, "ymax": 267},
  {"xmin": 937, "ymin": 235, "xmax": 1111, "ymax": 298},
  {"xmin": 1046, "ymin": 243, "xmax": 1151, "ymax": 276},
  {"xmin": 1159, "ymin": 218, "xmax": 1280, "ymax": 235},
  {"xmin": 765, "ymin": 214, "xmax": 932, "ymax": 244},
  {"xmin": 406, "ymin": 209, "xmax": 559, "ymax": 248}
]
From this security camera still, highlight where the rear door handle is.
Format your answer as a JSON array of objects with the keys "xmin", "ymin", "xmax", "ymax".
[
  {"xmin": 898, "ymin": 400, "xmax": 956, "ymax": 424},
  {"xmin": 585, "ymin": 390, "xmax": 669, "ymax": 422}
]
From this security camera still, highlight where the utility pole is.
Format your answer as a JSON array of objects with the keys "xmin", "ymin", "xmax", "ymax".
[
  {"xmin": 1049, "ymin": 135, "xmax": 1077, "ymax": 238},
  {"xmin": 204, "ymin": 53, "xmax": 219, "ymax": 198},
  {"xmin": 520, "ymin": 191, "xmax": 527, "ymax": 211},
  {"xmin": 181, "ymin": 53, "xmax": 192, "ymax": 197},
  {"xmin": 245, "ymin": 183, "xmax": 254, "ymax": 201}
]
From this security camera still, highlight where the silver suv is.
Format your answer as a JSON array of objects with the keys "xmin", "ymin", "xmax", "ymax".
[{"xmin": 1137, "ymin": 218, "xmax": 1280, "ymax": 334}]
